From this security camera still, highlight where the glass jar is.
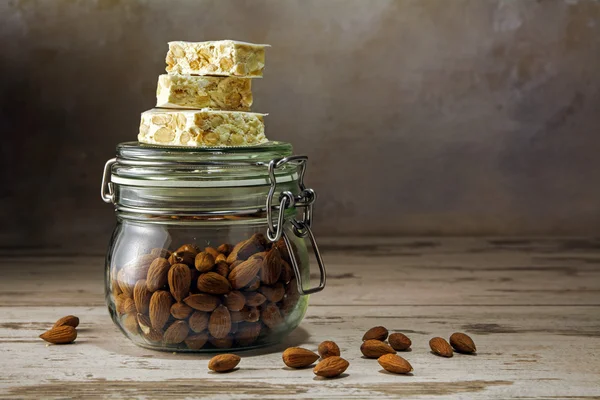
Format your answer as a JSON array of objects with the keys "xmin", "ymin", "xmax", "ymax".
[{"xmin": 100, "ymin": 142, "xmax": 326, "ymax": 352}]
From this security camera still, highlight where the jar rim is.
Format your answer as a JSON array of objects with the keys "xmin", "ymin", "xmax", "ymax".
[
  {"xmin": 112, "ymin": 141, "xmax": 297, "ymax": 186},
  {"xmin": 116, "ymin": 141, "xmax": 293, "ymax": 163}
]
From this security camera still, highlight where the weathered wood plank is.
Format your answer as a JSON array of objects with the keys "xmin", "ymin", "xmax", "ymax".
[
  {"xmin": 0, "ymin": 305, "xmax": 599, "ymax": 399},
  {"xmin": 0, "ymin": 238, "xmax": 599, "ymax": 399}
]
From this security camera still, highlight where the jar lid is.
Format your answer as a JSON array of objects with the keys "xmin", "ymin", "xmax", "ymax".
[{"xmin": 111, "ymin": 141, "xmax": 297, "ymax": 188}]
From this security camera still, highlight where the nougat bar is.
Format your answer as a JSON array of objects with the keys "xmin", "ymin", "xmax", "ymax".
[
  {"xmin": 156, "ymin": 74, "xmax": 253, "ymax": 110},
  {"xmin": 138, "ymin": 109, "xmax": 267, "ymax": 147},
  {"xmin": 165, "ymin": 40, "xmax": 268, "ymax": 77}
]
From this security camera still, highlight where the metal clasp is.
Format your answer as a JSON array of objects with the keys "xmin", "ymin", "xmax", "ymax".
[
  {"xmin": 101, "ymin": 158, "xmax": 117, "ymax": 203},
  {"xmin": 266, "ymin": 156, "xmax": 326, "ymax": 295}
]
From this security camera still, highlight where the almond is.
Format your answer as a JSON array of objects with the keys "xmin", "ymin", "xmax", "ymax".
[
  {"xmin": 230, "ymin": 309, "xmax": 249, "ymax": 323},
  {"xmin": 115, "ymin": 293, "xmax": 128, "ymax": 314},
  {"xmin": 169, "ymin": 250, "xmax": 195, "ymax": 267},
  {"xmin": 176, "ymin": 243, "xmax": 200, "ymax": 256},
  {"xmin": 170, "ymin": 302, "xmax": 193, "ymax": 319},
  {"xmin": 204, "ymin": 246, "xmax": 219, "ymax": 258},
  {"xmin": 261, "ymin": 248, "xmax": 282, "ymax": 284},
  {"xmin": 123, "ymin": 313, "xmax": 139, "ymax": 333},
  {"xmin": 208, "ymin": 354, "xmax": 240, "ymax": 372},
  {"xmin": 185, "ymin": 332, "xmax": 208, "ymax": 349},
  {"xmin": 195, "ymin": 252, "xmax": 215, "ymax": 272},
  {"xmin": 275, "ymin": 237, "xmax": 299, "ymax": 265},
  {"xmin": 228, "ymin": 258, "xmax": 262, "ymax": 289},
  {"xmin": 260, "ymin": 302, "xmax": 283, "ymax": 329},
  {"xmin": 244, "ymin": 306, "xmax": 260, "ymax": 323},
  {"xmin": 117, "ymin": 268, "xmax": 134, "ymax": 297},
  {"xmin": 389, "ymin": 332, "xmax": 412, "ymax": 351},
  {"xmin": 149, "ymin": 290, "xmax": 173, "ymax": 330},
  {"xmin": 282, "ymin": 347, "xmax": 319, "ymax": 368},
  {"xmin": 429, "ymin": 337, "xmax": 453, "ymax": 357},
  {"xmin": 183, "ymin": 294, "xmax": 220, "ymax": 312},
  {"xmin": 53, "ymin": 315, "xmax": 79, "ymax": 328},
  {"xmin": 360, "ymin": 339, "xmax": 396, "ymax": 358},
  {"xmin": 214, "ymin": 261, "xmax": 229, "ymax": 277},
  {"xmin": 217, "ymin": 243, "xmax": 231, "ymax": 255},
  {"xmin": 163, "ymin": 320, "xmax": 189, "ymax": 344},
  {"xmin": 279, "ymin": 260, "xmax": 293, "ymax": 283},
  {"xmin": 123, "ymin": 298, "xmax": 137, "ymax": 314},
  {"xmin": 243, "ymin": 276, "xmax": 261, "ymax": 291},
  {"xmin": 280, "ymin": 282, "xmax": 300, "ymax": 316},
  {"xmin": 229, "ymin": 260, "xmax": 243, "ymax": 271},
  {"xmin": 146, "ymin": 257, "xmax": 171, "ymax": 292},
  {"xmin": 111, "ymin": 279, "xmax": 122, "ymax": 297},
  {"xmin": 188, "ymin": 311, "xmax": 209, "ymax": 333},
  {"xmin": 226, "ymin": 233, "xmax": 267, "ymax": 263},
  {"xmin": 318, "ymin": 341, "xmax": 341, "ymax": 359},
  {"xmin": 197, "ymin": 272, "xmax": 231, "ymax": 295},
  {"xmin": 450, "ymin": 332, "xmax": 476, "ymax": 354},
  {"xmin": 209, "ymin": 336, "xmax": 233, "ymax": 349},
  {"xmin": 235, "ymin": 322, "xmax": 261, "ymax": 347},
  {"xmin": 168, "ymin": 263, "xmax": 191, "ymax": 301},
  {"xmin": 137, "ymin": 313, "xmax": 163, "ymax": 342},
  {"xmin": 208, "ymin": 305, "xmax": 231, "ymax": 339},
  {"xmin": 363, "ymin": 326, "xmax": 388, "ymax": 341},
  {"xmin": 224, "ymin": 291, "xmax": 246, "ymax": 311},
  {"xmin": 39, "ymin": 325, "xmax": 77, "ymax": 344},
  {"xmin": 313, "ymin": 356, "xmax": 349, "ymax": 378},
  {"xmin": 133, "ymin": 279, "xmax": 152, "ymax": 314},
  {"xmin": 259, "ymin": 283, "xmax": 285, "ymax": 303},
  {"xmin": 215, "ymin": 253, "xmax": 227, "ymax": 264},
  {"xmin": 244, "ymin": 292, "xmax": 266, "ymax": 307},
  {"xmin": 378, "ymin": 354, "xmax": 413, "ymax": 374}
]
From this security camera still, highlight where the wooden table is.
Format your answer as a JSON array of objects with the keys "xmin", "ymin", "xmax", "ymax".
[{"xmin": 1, "ymin": 238, "xmax": 599, "ymax": 399}]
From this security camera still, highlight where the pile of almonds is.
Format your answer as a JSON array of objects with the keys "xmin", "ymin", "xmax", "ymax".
[
  {"xmin": 274, "ymin": 327, "xmax": 477, "ymax": 378},
  {"xmin": 110, "ymin": 233, "xmax": 302, "ymax": 350}
]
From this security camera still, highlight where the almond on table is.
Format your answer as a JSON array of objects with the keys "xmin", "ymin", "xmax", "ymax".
[
  {"xmin": 208, "ymin": 354, "xmax": 241, "ymax": 372},
  {"xmin": 318, "ymin": 341, "xmax": 341, "ymax": 359},
  {"xmin": 450, "ymin": 332, "xmax": 477, "ymax": 354},
  {"xmin": 53, "ymin": 315, "xmax": 79, "ymax": 329},
  {"xmin": 362, "ymin": 326, "xmax": 388, "ymax": 341},
  {"xmin": 313, "ymin": 356, "xmax": 349, "ymax": 378},
  {"xmin": 378, "ymin": 354, "xmax": 413, "ymax": 374},
  {"xmin": 388, "ymin": 332, "xmax": 412, "ymax": 351},
  {"xmin": 282, "ymin": 347, "xmax": 319, "ymax": 368},
  {"xmin": 360, "ymin": 340, "xmax": 396, "ymax": 358},
  {"xmin": 39, "ymin": 326, "xmax": 77, "ymax": 345},
  {"xmin": 430, "ymin": 337, "xmax": 454, "ymax": 358}
]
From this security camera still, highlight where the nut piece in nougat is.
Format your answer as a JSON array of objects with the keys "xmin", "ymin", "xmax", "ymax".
[
  {"xmin": 138, "ymin": 109, "xmax": 267, "ymax": 147},
  {"xmin": 156, "ymin": 74, "xmax": 253, "ymax": 110},
  {"xmin": 165, "ymin": 40, "xmax": 268, "ymax": 77}
]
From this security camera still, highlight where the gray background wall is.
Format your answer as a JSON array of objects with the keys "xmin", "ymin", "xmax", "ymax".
[{"xmin": 1, "ymin": 0, "xmax": 599, "ymax": 253}]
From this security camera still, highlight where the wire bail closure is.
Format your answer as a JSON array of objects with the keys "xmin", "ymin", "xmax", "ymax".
[
  {"xmin": 101, "ymin": 158, "xmax": 117, "ymax": 204},
  {"xmin": 266, "ymin": 156, "xmax": 326, "ymax": 295}
]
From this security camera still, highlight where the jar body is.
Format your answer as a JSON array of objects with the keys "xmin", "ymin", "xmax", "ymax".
[{"xmin": 105, "ymin": 216, "xmax": 309, "ymax": 352}]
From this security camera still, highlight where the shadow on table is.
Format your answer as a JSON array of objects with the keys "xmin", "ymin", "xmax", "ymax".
[{"xmin": 93, "ymin": 326, "xmax": 310, "ymax": 360}]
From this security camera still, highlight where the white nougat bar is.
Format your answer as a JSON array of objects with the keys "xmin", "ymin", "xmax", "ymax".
[
  {"xmin": 165, "ymin": 40, "xmax": 268, "ymax": 77},
  {"xmin": 138, "ymin": 109, "xmax": 267, "ymax": 147},
  {"xmin": 156, "ymin": 74, "xmax": 253, "ymax": 110}
]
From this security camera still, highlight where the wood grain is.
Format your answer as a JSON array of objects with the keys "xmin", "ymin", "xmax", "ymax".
[{"xmin": 0, "ymin": 238, "xmax": 599, "ymax": 399}]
